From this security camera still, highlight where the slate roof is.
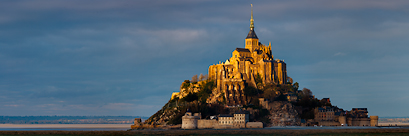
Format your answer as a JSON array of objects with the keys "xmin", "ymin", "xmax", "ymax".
[
  {"xmin": 235, "ymin": 48, "xmax": 250, "ymax": 52},
  {"xmin": 219, "ymin": 114, "xmax": 234, "ymax": 117},
  {"xmin": 246, "ymin": 29, "xmax": 258, "ymax": 39}
]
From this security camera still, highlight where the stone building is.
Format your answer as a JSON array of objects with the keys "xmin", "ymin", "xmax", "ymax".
[
  {"xmin": 182, "ymin": 110, "xmax": 262, "ymax": 129},
  {"xmin": 218, "ymin": 114, "xmax": 234, "ymax": 126},
  {"xmin": 315, "ymin": 107, "xmax": 335, "ymax": 121},
  {"xmin": 234, "ymin": 111, "xmax": 249, "ymax": 128},
  {"xmin": 181, "ymin": 109, "xmax": 201, "ymax": 129},
  {"xmin": 130, "ymin": 118, "xmax": 143, "ymax": 129},
  {"xmin": 370, "ymin": 116, "xmax": 379, "ymax": 126},
  {"xmin": 314, "ymin": 107, "xmax": 378, "ymax": 127},
  {"xmin": 208, "ymin": 5, "xmax": 287, "ymax": 106}
]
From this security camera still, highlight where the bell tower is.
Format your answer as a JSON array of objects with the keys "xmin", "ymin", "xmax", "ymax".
[{"xmin": 245, "ymin": 4, "xmax": 259, "ymax": 52}]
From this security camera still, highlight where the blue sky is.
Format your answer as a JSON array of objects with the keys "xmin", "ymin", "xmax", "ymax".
[{"xmin": 1, "ymin": 0, "xmax": 409, "ymax": 117}]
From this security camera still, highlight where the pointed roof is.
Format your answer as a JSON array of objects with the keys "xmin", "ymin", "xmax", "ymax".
[{"xmin": 246, "ymin": 29, "xmax": 258, "ymax": 39}]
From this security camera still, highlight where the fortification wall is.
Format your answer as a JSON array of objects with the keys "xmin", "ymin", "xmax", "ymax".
[
  {"xmin": 181, "ymin": 117, "xmax": 198, "ymax": 129},
  {"xmin": 319, "ymin": 121, "xmax": 340, "ymax": 126},
  {"xmin": 348, "ymin": 118, "xmax": 370, "ymax": 126},
  {"xmin": 197, "ymin": 120, "xmax": 217, "ymax": 129},
  {"xmin": 338, "ymin": 116, "xmax": 347, "ymax": 126},
  {"xmin": 246, "ymin": 122, "xmax": 263, "ymax": 128}
]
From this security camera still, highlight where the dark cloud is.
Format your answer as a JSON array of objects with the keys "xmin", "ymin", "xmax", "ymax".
[{"xmin": 0, "ymin": 0, "xmax": 408, "ymax": 116}]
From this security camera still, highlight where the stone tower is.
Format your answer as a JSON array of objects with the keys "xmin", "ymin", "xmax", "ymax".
[
  {"xmin": 181, "ymin": 109, "xmax": 200, "ymax": 129},
  {"xmin": 370, "ymin": 116, "xmax": 378, "ymax": 127},
  {"xmin": 208, "ymin": 5, "xmax": 287, "ymax": 106},
  {"xmin": 245, "ymin": 4, "xmax": 259, "ymax": 52}
]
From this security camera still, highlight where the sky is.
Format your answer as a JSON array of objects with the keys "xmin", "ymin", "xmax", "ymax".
[{"xmin": 1, "ymin": 0, "xmax": 409, "ymax": 117}]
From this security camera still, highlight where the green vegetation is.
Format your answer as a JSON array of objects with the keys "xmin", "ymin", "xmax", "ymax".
[
  {"xmin": 255, "ymin": 73, "xmax": 263, "ymax": 88},
  {"xmin": 181, "ymin": 80, "xmax": 190, "ymax": 89},
  {"xmin": 243, "ymin": 86, "xmax": 259, "ymax": 96},
  {"xmin": 147, "ymin": 79, "xmax": 219, "ymax": 125},
  {"xmin": 197, "ymin": 80, "xmax": 215, "ymax": 103},
  {"xmin": 148, "ymin": 74, "xmax": 337, "ymax": 125},
  {"xmin": 182, "ymin": 92, "xmax": 198, "ymax": 102}
]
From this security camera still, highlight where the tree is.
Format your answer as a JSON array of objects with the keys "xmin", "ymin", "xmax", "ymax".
[
  {"xmin": 191, "ymin": 75, "xmax": 198, "ymax": 83},
  {"xmin": 274, "ymin": 94, "xmax": 287, "ymax": 101},
  {"xmin": 302, "ymin": 88, "xmax": 312, "ymax": 98},
  {"xmin": 287, "ymin": 76, "xmax": 293, "ymax": 84},
  {"xmin": 183, "ymin": 92, "xmax": 198, "ymax": 102},
  {"xmin": 262, "ymin": 85, "xmax": 277, "ymax": 100},
  {"xmin": 255, "ymin": 73, "xmax": 263, "ymax": 89},
  {"xmin": 255, "ymin": 73, "xmax": 263, "ymax": 85},
  {"xmin": 293, "ymin": 82, "xmax": 299, "ymax": 91},
  {"xmin": 199, "ymin": 73, "xmax": 205, "ymax": 81},
  {"xmin": 197, "ymin": 80, "xmax": 215, "ymax": 103},
  {"xmin": 244, "ymin": 86, "xmax": 259, "ymax": 96},
  {"xmin": 181, "ymin": 80, "xmax": 191, "ymax": 89}
]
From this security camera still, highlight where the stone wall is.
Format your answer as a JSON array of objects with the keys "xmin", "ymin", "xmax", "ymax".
[
  {"xmin": 246, "ymin": 122, "xmax": 263, "ymax": 128},
  {"xmin": 318, "ymin": 121, "xmax": 340, "ymax": 126},
  {"xmin": 347, "ymin": 118, "xmax": 370, "ymax": 126},
  {"xmin": 197, "ymin": 120, "xmax": 217, "ymax": 129},
  {"xmin": 214, "ymin": 124, "xmax": 238, "ymax": 129}
]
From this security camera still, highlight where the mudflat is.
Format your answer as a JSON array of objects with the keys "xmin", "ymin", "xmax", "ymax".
[
  {"xmin": 0, "ymin": 124, "xmax": 131, "ymax": 129},
  {"xmin": 1, "ymin": 128, "xmax": 409, "ymax": 135}
]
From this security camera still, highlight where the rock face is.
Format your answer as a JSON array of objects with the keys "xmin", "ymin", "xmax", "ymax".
[
  {"xmin": 171, "ymin": 81, "xmax": 203, "ymax": 100},
  {"xmin": 144, "ymin": 103, "xmax": 187, "ymax": 125},
  {"xmin": 262, "ymin": 101, "xmax": 300, "ymax": 126}
]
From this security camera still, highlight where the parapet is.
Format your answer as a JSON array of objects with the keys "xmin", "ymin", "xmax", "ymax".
[{"xmin": 370, "ymin": 116, "xmax": 379, "ymax": 120}]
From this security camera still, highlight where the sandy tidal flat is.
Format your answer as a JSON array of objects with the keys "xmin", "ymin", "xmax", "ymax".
[
  {"xmin": 378, "ymin": 123, "xmax": 409, "ymax": 126},
  {"xmin": 0, "ymin": 124, "xmax": 131, "ymax": 129}
]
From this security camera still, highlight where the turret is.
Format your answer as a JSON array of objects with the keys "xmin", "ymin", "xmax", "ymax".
[{"xmin": 370, "ymin": 116, "xmax": 378, "ymax": 127}]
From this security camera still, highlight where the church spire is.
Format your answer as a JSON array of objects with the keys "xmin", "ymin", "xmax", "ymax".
[
  {"xmin": 246, "ymin": 4, "xmax": 258, "ymax": 39},
  {"xmin": 250, "ymin": 4, "xmax": 254, "ymax": 30}
]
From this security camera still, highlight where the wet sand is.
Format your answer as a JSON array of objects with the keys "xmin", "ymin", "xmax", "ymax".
[
  {"xmin": 378, "ymin": 123, "xmax": 409, "ymax": 127},
  {"xmin": 0, "ymin": 124, "xmax": 131, "ymax": 129},
  {"xmin": 1, "ymin": 128, "xmax": 409, "ymax": 135}
]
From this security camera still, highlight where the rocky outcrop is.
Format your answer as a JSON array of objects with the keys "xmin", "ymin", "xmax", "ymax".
[
  {"xmin": 265, "ymin": 101, "xmax": 300, "ymax": 126},
  {"xmin": 206, "ymin": 88, "xmax": 225, "ymax": 104}
]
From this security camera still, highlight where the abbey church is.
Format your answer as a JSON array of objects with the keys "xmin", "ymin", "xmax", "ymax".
[{"xmin": 208, "ymin": 5, "xmax": 287, "ymax": 106}]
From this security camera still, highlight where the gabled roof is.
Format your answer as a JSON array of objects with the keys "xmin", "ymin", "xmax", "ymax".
[{"xmin": 235, "ymin": 48, "xmax": 250, "ymax": 52}]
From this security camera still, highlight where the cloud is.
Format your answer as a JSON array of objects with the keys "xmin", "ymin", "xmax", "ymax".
[
  {"xmin": 333, "ymin": 52, "xmax": 346, "ymax": 56},
  {"xmin": 0, "ymin": 0, "xmax": 409, "ymax": 117},
  {"xmin": 4, "ymin": 105, "xmax": 23, "ymax": 107}
]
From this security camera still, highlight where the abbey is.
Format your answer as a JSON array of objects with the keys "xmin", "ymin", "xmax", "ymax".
[{"xmin": 208, "ymin": 6, "xmax": 287, "ymax": 106}]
